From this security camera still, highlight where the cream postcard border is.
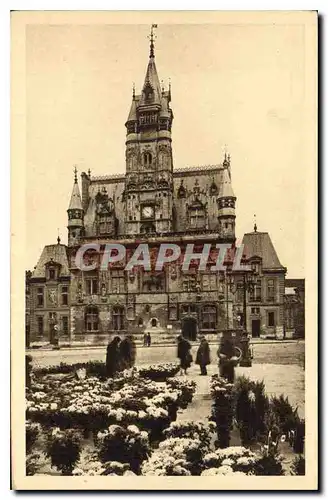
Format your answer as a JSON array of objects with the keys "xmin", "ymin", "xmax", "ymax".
[{"xmin": 11, "ymin": 10, "xmax": 318, "ymax": 490}]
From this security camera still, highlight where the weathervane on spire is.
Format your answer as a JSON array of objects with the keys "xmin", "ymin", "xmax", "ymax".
[{"xmin": 148, "ymin": 24, "xmax": 158, "ymax": 58}]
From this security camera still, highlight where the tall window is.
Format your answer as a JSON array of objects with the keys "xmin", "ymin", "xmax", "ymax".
[
  {"xmin": 37, "ymin": 287, "xmax": 44, "ymax": 307},
  {"xmin": 202, "ymin": 305, "xmax": 217, "ymax": 330},
  {"xmin": 113, "ymin": 306, "xmax": 125, "ymax": 331},
  {"xmin": 49, "ymin": 269, "xmax": 56, "ymax": 280},
  {"xmin": 189, "ymin": 208, "xmax": 205, "ymax": 229},
  {"xmin": 85, "ymin": 306, "xmax": 99, "ymax": 332},
  {"xmin": 267, "ymin": 279, "xmax": 276, "ymax": 302},
  {"xmin": 268, "ymin": 311, "xmax": 275, "ymax": 327},
  {"xmin": 143, "ymin": 152, "xmax": 152, "ymax": 168},
  {"xmin": 62, "ymin": 316, "xmax": 69, "ymax": 335},
  {"xmin": 86, "ymin": 278, "xmax": 98, "ymax": 295},
  {"xmin": 37, "ymin": 316, "xmax": 44, "ymax": 336},
  {"xmin": 61, "ymin": 286, "xmax": 68, "ymax": 305},
  {"xmin": 250, "ymin": 279, "xmax": 262, "ymax": 302},
  {"xmin": 111, "ymin": 270, "xmax": 126, "ymax": 293}
]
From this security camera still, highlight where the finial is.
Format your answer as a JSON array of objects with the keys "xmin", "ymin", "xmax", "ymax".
[
  {"xmin": 161, "ymin": 79, "xmax": 165, "ymax": 94},
  {"xmin": 73, "ymin": 165, "xmax": 78, "ymax": 183},
  {"xmin": 88, "ymin": 168, "xmax": 91, "ymax": 178},
  {"xmin": 254, "ymin": 214, "xmax": 257, "ymax": 232},
  {"xmin": 57, "ymin": 228, "xmax": 60, "ymax": 244},
  {"xmin": 148, "ymin": 24, "xmax": 157, "ymax": 58},
  {"xmin": 132, "ymin": 82, "xmax": 135, "ymax": 100}
]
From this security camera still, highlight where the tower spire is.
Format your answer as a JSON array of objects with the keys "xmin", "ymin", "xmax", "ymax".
[{"xmin": 148, "ymin": 24, "xmax": 157, "ymax": 58}]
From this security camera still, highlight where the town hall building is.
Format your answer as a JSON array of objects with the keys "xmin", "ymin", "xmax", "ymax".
[{"xmin": 26, "ymin": 27, "xmax": 289, "ymax": 345}]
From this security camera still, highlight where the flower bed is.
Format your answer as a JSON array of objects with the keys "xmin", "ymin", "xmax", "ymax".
[
  {"xmin": 142, "ymin": 420, "xmax": 215, "ymax": 476},
  {"xmin": 137, "ymin": 363, "xmax": 180, "ymax": 381},
  {"xmin": 201, "ymin": 446, "xmax": 284, "ymax": 476}
]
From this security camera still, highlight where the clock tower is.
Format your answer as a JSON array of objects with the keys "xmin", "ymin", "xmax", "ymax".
[{"xmin": 124, "ymin": 25, "xmax": 174, "ymax": 235}]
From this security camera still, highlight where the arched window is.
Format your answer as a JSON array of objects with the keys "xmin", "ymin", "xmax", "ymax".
[
  {"xmin": 85, "ymin": 306, "xmax": 99, "ymax": 332},
  {"xmin": 143, "ymin": 152, "xmax": 152, "ymax": 168},
  {"xmin": 113, "ymin": 306, "xmax": 125, "ymax": 331}
]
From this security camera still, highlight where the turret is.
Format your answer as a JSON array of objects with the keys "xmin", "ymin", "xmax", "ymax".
[
  {"xmin": 217, "ymin": 153, "xmax": 236, "ymax": 240},
  {"xmin": 67, "ymin": 167, "xmax": 84, "ymax": 246}
]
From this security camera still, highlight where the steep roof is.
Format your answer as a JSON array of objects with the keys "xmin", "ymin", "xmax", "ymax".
[
  {"xmin": 219, "ymin": 167, "xmax": 235, "ymax": 198},
  {"xmin": 32, "ymin": 244, "xmax": 70, "ymax": 278},
  {"xmin": 68, "ymin": 180, "xmax": 83, "ymax": 211},
  {"xmin": 139, "ymin": 56, "xmax": 162, "ymax": 107},
  {"xmin": 242, "ymin": 231, "xmax": 285, "ymax": 271}
]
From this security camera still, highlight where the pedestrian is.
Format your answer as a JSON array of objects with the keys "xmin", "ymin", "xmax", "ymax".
[
  {"xmin": 196, "ymin": 336, "xmax": 211, "ymax": 375},
  {"xmin": 143, "ymin": 331, "xmax": 148, "ymax": 347},
  {"xmin": 146, "ymin": 332, "xmax": 151, "ymax": 347},
  {"xmin": 120, "ymin": 335, "xmax": 136, "ymax": 370},
  {"xmin": 217, "ymin": 337, "xmax": 238, "ymax": 383},
  {"xmin": 177, "ymin": 334, "xmax": 192, "ymax": 375},
  {"xmin": 106, "ymin": 336, "xmax": 121, "ymax": 378}
]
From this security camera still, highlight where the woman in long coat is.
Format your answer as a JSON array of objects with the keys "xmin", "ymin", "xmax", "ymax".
[
  {"xmin": 177, "ymin": 335, "xmax": 192, "ymax": 375},
  {"xmin": 106, "ymin": 336, "xmax": 121, "ymax": 378},
  {"xmin": 196, "ymin": 336, "xmax": 211, "ymax": 375}
]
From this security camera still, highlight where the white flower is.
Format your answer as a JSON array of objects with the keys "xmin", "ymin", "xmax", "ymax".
[
  {"xmin": 221, "ymin": 458, "xmax": 234, "ymax": 466},
  {"xmin": 127, "ymin": 425, "xmax": 140, "ymax": 435},
  {"xmin": 217, "ymin": 465, "xmax": 234, "ymax": 475},
  {"xmin": 50, "ymin": 403, "xmax": 58, "ymax": 410},
  {"xmin": 280, "ymin": 435, "xmax": 286, "ymax": 442}
]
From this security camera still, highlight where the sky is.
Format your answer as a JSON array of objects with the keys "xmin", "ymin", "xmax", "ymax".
[{"xmin": 25, "ymin": 21, "xmax": 309, "ymax": 277}]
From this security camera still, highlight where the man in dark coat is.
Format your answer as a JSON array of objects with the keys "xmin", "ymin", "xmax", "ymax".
[
  {"xmin": 196, "ymin": 336, "xmax": 211, "ymax": 375},
  {"xmin": 120, "ymin": 335, "xmax": 137, "ymax": 370},
  {"xmin": 106, "ymin": 336, "xmax": 121, "ymax": 378},
  {"xmin": 177, "ymin": 335, "xmax": 192, "ymax": 375}
]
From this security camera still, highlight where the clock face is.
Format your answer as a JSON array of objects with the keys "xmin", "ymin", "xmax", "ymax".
[{"xmin": 142, "ymin": 206, "xmax": 154, "ymax": 219}]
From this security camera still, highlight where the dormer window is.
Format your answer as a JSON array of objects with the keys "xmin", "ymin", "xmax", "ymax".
[
  {"xmin": 49, "ymin": 269, "xmax": 56, "ymax": 280},
  {"xmin": 189, "ymin": 205, "xmax": 206, "ymax": 229}
]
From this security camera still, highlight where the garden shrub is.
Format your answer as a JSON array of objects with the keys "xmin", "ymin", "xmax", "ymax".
[
  {"xmin": 269, "ymin": 394, "xmax": 299, "ymax": 435},
  {"xmin": 234, "ymin": 376, "xmax": 270, "ymax": 445},
  {"xmin": 97, "ymin": 425, "xmax": 150, "ymax": 475},
  {"xmin": 210, "ymin": 375, "xmax": 234, "ymax": 448},
  {"xmin": 45, "ymin": 428, "xmax": 82, "ymax": 475},
  {"xmin": 26, "ymin": 421, "xmax": 41, "ymax": 455}
]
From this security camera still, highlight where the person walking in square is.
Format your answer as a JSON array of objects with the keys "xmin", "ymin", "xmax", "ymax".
[
  {"xmin": 177, "ymin": 334, "xmax": 192, "ymax": 375},
  {"xmin": 196, "ymin": 336, "xmax": 211, "ymax": 375}
]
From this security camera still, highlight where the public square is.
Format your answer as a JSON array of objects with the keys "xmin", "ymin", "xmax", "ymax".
[{"xmin": 29, "ymin": 340, "xmax": 305, "ymax": 419}]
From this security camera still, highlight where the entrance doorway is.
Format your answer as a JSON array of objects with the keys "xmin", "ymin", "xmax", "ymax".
[
  {"xmin": 181, "ymin": 316, "xmax": 197, "ymax": 341},
  {"xmin": 252, "ymin": 319, "xmax": 261, "ymax": 338},
  {"xmin": 151, "ymin": 318, "xmax": 158, "ymax": 328}
]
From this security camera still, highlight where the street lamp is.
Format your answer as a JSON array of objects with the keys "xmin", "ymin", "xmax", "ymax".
[{"xmin": 225, "ymin": 268, "xmax": 256, "ymax": 367}]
